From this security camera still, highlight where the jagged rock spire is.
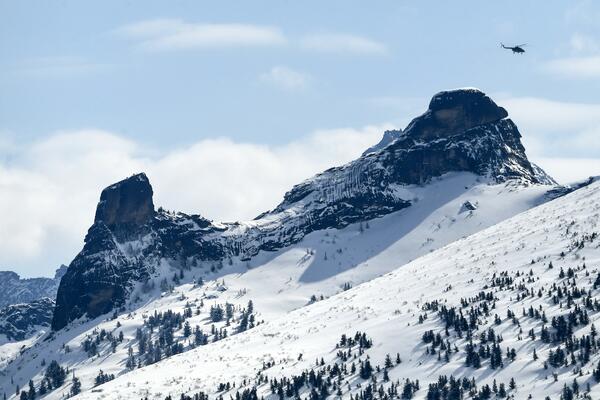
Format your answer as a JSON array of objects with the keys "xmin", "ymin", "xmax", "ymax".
[{"xmin": 94, "ymin": 173, "xmax": 155, "ymax": 228}]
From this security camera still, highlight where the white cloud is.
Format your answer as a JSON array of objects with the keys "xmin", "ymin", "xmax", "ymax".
[
  {"xmin": 531, "ymin": 157, "xmax": 600, "ymax": 184},
  {"xmin": 497, "ymin": 96, "xmax": 600, "ymax": 183},
  {"xmin": 543, "ymin": 55, "xmax": 600, "ymax": 78},
  {"xmin": 300, "ymin": 33, "xmax": 387, "ymax": 55},
  {"xmin": 259, "ymin": 66, "xmax": 311, "ymax": 91},
  {"xmin": 116, "ymin": 19, "xmax": 287, "ymax": 51},
  {"xmin": 500, "ymin": 96, "xmax": 600, "ymax": 159},
  {"xmin": 0, "ymin": 125, "xmax": 387, "ymax": 277}
]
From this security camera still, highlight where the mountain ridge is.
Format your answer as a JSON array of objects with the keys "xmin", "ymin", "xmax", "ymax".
[
  {"xmin": 8, "ymin": 88, "xmax": 599, "ymax": 400},
  {"xmin": 52, "ymin": 88, "xmax": 555, "ymax": 331},
  {"xmin": 0, "ymin": 266, "xmax": 65, "ymax": 309}
]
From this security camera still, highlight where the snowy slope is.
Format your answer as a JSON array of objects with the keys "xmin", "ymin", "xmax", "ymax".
[
  {"xmin": 0, "ymin": 173, "xmax": 555, "ymax": 399},
  {"xmin": 66, "ymin": 174, "xmax": 600, "ymax": 399}
]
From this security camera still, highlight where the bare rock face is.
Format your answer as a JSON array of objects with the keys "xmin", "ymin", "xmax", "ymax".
[
  {"xmin": 52, "ymin": 174, "xmax": 157, "ymax": 330},
  {"xmin": 405, "ymin": 88, "xmax": 509, "ymax": 140},
  {"xmin": 0, "ymin": 298, "xmax": 55, "ymax": 341},
  {"xmin": 94, "ymin": 173, "xmax": 155, "ymax": 229}
]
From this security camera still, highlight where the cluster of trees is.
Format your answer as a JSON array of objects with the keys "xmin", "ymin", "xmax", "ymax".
[
  {"xmin": 161, "ymin": 392, "xmax": 210, "ymax": 400},
  {"xmin": 94, "ymin": 370, "xmax": 115, "ymax": 386},
  {"xmin": 128, "ymin": 300, "xmax": 256, "ymax": 370},
  {"xmin": 15, "ymin": 360, "xmax": 69, "ymax": 400},
  {"xmin": 559, "ymin": 379, "xmax": 586, "ymax": 400},
  {"xmin": 207, "ymin": 331, "xmax": 405, "ymax": 400},
  {"xmin": 569, "ymin": 231, "xmax": 597, "ymax": 252},
  {"xmin": 13, "ymin": 299, "xmax": 257, "ymax": 399},
  {"xmin": 425, "ymin": 375, "xmax": 515, "ymax": 400},
  {"xmin": 338, "ymin": 332, "xmax": 373, "ymax": 350},
  {"xmin": 82, "ymin": 327, "xmax": 124, "ymax": 357},
  {"xmin": 421, "ymin": 258, "xmax": 600, "ymax": 381},
  {"xmin": 209, "ymin": 301, "xmax": 255, "ymax": 332}
]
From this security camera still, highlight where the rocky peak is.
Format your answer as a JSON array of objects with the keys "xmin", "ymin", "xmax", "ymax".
[
  {"xmin": 0, "ymin": 271, "xmax": 20, "ymax": 281},
  {"xmin": 53, "ymin": 264, "xmax": 68, "ymax": 280},
  {"xmin": 94, "ymin": 173, "xmax": 155, "ymax": 229},
  {"xmin": 405, "ymin": 88, "xmax": 508, "ymax": 140},
  {"xmin": 0, "ymin": 270, "xmax": 61, "ymax": 309}
]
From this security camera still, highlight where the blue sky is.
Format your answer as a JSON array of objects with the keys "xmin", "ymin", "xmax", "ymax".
[
  {"xmin": 1, "ymin": 1, "xmax": 600, "ymax": 276},
  {"xmin": 2, "ymin": 1, "xmax": 600, "ymax": 146}
]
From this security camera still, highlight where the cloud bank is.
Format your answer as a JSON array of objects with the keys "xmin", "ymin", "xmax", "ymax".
[
  {"xmin": 543, "ymin": 33, "xmax": 600, "ymax": 78},
  {"xmin": 2, "ymin": 96, "xmax": 600, "ymax": 277},
  {"xmin": 543, "ymin": 56, "xmax": 600, "ymax": 79},
  {"xmin": 501, "ymin": 96, "xmax": 600, "ymax": 158},
  {"xmin": 115, "ymin": 19, "xmax": 387, "ymax": 56},
  {"xmin": 0, "ymin": 126, "xmax": 386, "ymax": 277}
]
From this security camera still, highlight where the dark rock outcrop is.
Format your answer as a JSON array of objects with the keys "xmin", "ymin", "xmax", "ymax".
[
  {"xmin": 460, "ymin": 201, "xmax": 478, "ymax": 213},
  {"xmin": 419, "ymin": 88, "xmax": 509, "ymax": 139},
  {"xmin": 51, "ymin": 88, "xmax": 557, "ymax": 330},
  {"xmin": 94, "ymin": 173, "xmax": 155, "ymax": 236},
  {"xmin": 0, "ymin": 298, "xmax": 54, "ymax": 341}
]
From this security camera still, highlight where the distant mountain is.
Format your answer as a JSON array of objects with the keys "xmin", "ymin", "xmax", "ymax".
[
  {"xmin": 0, "ymin": 265, "xmax": 65, "ymax": 309},
  {"xmin": 361, "ymin": 128, "xmax": 402, "ymax": 155},
  {"xmin": 52, "ymin": 88, "xmax": 556, "ymax": 330},
  {"xmin": 0, "ymin": 298, "xmax": 54, "ymax": 341}
]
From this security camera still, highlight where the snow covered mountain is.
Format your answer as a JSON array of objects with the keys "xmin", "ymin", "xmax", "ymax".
[
  {"xmin": 2, "ymin": 87, "xmax": 584, "ymax": 400},
  {"xmin": 70, "ymin": 174, "xmax": 600, "ymax": 400},
  {"xmin": 0, "ymin": 267, "xmax": 65, "ymax": 309},
  {"xmin": 52, "ymin": 88, "xmax": 554, "ymax": 331},
  {"xmin": 0, "ymin": 298, "xmax": 54, "ymax": 342}
]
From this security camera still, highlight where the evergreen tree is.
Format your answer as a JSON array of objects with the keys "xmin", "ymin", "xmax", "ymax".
[
  {"xmin": 401, "ymin": 379, "xmax": 415, "ymax": 399},
  {"xmin": 498, "ymin": 383, "xmax": 507, "ymax": 398},
  {"xmin": 70, "ymin": 377, "xmax": 81, "ymax": 397},
  {"xmin": 384, "ymin": 354, "xmax": 393, "ymax": 368},
  {"xmin": 27, "ymin": 380, "xmax": 35, "ymax": 400},
  {"xmin": 383, "ymin": 369, "xmax": 389, "ymax": 382},
  {"xmin": 45, "ymin": 360, "xmax": 66, "ymax": 388},
  {"xmin": 359, "ymin": 360, "xmax": 373, "ymax": 379}
]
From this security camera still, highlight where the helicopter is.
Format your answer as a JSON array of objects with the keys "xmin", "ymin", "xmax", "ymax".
[{"xmin": 501, "ymin": 43, "xmax": 526, "ymax": 54}]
